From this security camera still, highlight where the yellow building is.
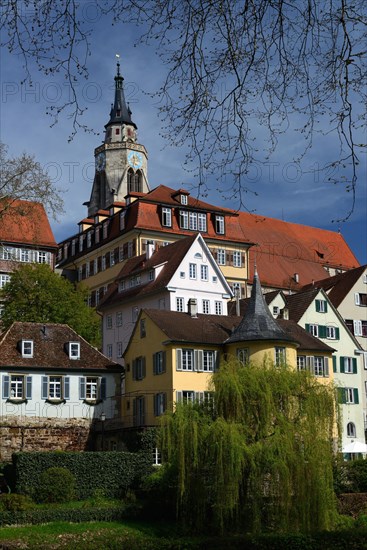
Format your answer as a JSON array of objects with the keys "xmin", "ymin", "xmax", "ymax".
[{"xmin": 123, "ymin": 272, "xmax": 335, "ymax": 428}]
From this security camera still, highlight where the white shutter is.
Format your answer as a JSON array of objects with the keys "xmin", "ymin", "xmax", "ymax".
[
  {"xmin": 323, "ymin": 357, "xmax": 330, "ymax": 377},
  {"xmin": 196, "ymin": 350, "xmax": 203, "ymax": 372},
  {"xmin": 176, "ymin": 391, "xmax": 183, "ymax": 403},
  {"xmin": 176, "ymin": 349, "xmax": 182, "ymax": 371},
  {"xmin": 355, "ymin": 293, "xmax": 360, "ymax": 305},
  {"xmin": 306, "ymin": 356, "xmax": 314, "ymax": 373},
  {"xmin": 353, "ymin": 320, "xmax": 362, "ymax": 336}
]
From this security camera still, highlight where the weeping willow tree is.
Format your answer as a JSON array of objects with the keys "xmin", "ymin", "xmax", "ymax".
[{"xmin": 159, "ymin": 359, "xmax": 339, "ymax": 534}]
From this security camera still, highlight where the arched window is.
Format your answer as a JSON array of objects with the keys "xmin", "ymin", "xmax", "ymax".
[
  {"xmin": 128, "ymin": 169, "xmax": 142, "ymax": 193},
  {"xmin": 347, "ymin": 422, "xmax": 356, "ymax": 437}
]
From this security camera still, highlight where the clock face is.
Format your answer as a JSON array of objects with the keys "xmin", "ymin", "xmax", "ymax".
[
  {"xmin": 127, "ymin": 151, "xmax": 143, "ymax": 169},
  {"xmin": 95, "ymin": 152, "xmax": 106, "ymax": 171}
]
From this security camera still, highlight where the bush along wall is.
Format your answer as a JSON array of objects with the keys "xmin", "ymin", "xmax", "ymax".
[{"xmin": 13, "ymin": 450, "xmax": 153, "ymax": 500}]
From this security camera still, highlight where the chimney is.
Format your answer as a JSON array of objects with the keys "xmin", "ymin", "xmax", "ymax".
[
  {"xmin": 188, "ymin": 298, "xmax": 198, "ymax": 318},
  {"xmin": 281, "ymin": 308, "xmax": 289, "ymax": 320},
  {"xmin": 146, "ymin": 241, "xmax": 155, "ymax": 260}
]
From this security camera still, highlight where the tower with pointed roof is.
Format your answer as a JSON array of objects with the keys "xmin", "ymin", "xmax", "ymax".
[{"xmin": 87, "ymin": 61, "xmax": 149, "ymax": 216}]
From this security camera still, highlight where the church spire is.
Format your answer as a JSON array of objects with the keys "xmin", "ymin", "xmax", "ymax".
[{"xmin": 105, "ymin": 59, "xmax": 137, "ymax": 131}]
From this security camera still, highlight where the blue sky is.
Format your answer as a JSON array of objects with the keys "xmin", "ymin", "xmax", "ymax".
[{"xmin": 0, "ymin": 11, "xmax": 366, "ymax": 265}]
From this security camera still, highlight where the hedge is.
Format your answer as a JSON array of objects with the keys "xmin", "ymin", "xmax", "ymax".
[
  {"xmin": 0, "ymin": 504, "xmax": 131, "ymax": 526},
  {"xmin": 13, "ymin": 451, "xmax": 153, "ymax": 500}
]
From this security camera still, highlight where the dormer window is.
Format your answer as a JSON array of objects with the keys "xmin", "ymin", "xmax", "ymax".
[
  {"xmin": 79, "ymin": 235, "xmax": 84, "ymax": 252},
  {"xmin": 181, "ymin": 194, "xmax": 188, "ymax": 205},
  {"xmin": 162, "ymin": 207, "xmax": 172, "ymax": 227},
  {"xmin": 102, "ymin": 222, "xmax": 108, "ymax": 239},
  {"xmin": 118, "ymin": 280, "xmax": 125, "ymax": 292},
  {"xmin": 22, "ymin": 340, "xmax": 34, "ymax": 358},
  {"xmin": 215, "ymin": 215, "xmax": 225, "ymax": 235},
  {"xmin": 120, "ymin": 211, "xmax": 126, "ymax": 230},
  {"xmin": 69, "ymin": 342, "xmax": 80, "ymax": 360}
]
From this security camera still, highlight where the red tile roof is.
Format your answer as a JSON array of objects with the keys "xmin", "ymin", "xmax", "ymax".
[
  {"xmin": 0, "ymin": 322, "xmax": 122, "ymax": 371},
  {"xmin": 238, "ymin": 211, "xmax": 359, "ymax": 289},
  {"xmin": 0, "ymin": 199, "xmax": 57, "ymax": 248}
]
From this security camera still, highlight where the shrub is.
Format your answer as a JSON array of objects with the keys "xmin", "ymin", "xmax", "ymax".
[
  {"xmin": 347, "ymin": 459, "xmax": 367, "ymax": 493},
  {"xmin": 37, "ymin": 467, "xmax": 75, "ymax": 503},
  {"xmin": 0, "ymin": 493, "xmax": 34, "ymax": 512}
]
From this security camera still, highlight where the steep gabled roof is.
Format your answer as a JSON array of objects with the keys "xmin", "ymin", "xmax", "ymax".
[
  {"xmin": 277, "ymin": 319, "xmax": 335, "ymax": 353},
  {"xmin": 226, "ymin": 271, "xmax": 297, "ymax": 344},
  {"xmin": 301, "ymin": 265, "xmax": 367, "ymax": 308},
  {"xmin": 99, "ymin": 234, "xmax": 198, "ymax": 309},
  {"xmin": 0, "ymin": 199, "xmax": 57, "ymax": 248},
  {"xmin": 0, "ymin": 322, "xmax": 121, "ymax": 371},
  {"xmin": 284, "ymin": 288, "xmax": 320, "ymax": 323}
]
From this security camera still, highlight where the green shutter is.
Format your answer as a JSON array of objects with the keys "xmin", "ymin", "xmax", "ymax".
[
  {"xmin": 318, "ymin": 325, "xmax": 327, "ymax": 338},
  {"xmin": 305, "ymin": 323, "xmax": 310, "ymax": 333},
  {"xmin": 2, "ymin": 375, "xmax": 9, "ymax": 399},
  {"xmin": 324, "ymin": 301, "xmax": 328, "ymax": 313},
  {"xmin": 340, "ymin": 357, "xmax": 345, "ymax": 373},
  {"xmin": 353, "ymin": 358, "xmax": 357, "ymax": 374},
  {"xmin": 337, "ymin": 388, "xmax": 346, "ymax": 404},
  {"xmin": 162, "ymin": 351, "xmax": 166, "ymax": 373},
  {"xmin": 335, "ymin": 327, "xmax": 340, "ymax": 340},
  {"xmin": 332, "ymin": 356, "xmax": 337, "ymax": 373},
  {"xmin": 26, "ymin": 376, "xmax": 32, "ymax": 400},
  {"xmin": 354, "ymin": 388, "xmax": 359, "ymax": 404},
  {"xmin": 316, "ymin": 301, "xmax": 320, "ymax": 312}
]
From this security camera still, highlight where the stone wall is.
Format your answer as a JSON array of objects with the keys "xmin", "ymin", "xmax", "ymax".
[{"xmin": 0, "ymin": 417, "xmax": 94, "ymax": 462}]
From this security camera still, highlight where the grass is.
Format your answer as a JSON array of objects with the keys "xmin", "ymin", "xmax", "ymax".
[{"xmin": 0, "ymin": 520, "xmax": 189, "ymax": 549}]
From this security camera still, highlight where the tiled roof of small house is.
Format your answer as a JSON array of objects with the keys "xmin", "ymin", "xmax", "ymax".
[
  {"xmin": 130, "ymin": 309, "xmax": 333, "ymax": 354},
  {"xmin": 225, "ymin": 270, "xmax": 297, "ymax": 344},
  {"xmin": 300, "ymin": 265, "xmax": 367, "ymax": 308},
  {"xmin": 0, "ymin": 199, "xmax": 57, "ymax": 248},
  {"xmin": 0, "ymin": 322, "xmax": 122, "ymax": 371}
]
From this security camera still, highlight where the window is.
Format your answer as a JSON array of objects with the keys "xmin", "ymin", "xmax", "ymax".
[
  {"xmin": 326, "ymin": 326, "xmax": 337, "ymax": 339},
  {"xmin": 237, "ymin": 348, "xmax": 249, "ymax": 365},
  {"xmin": 79, "ymin": 235, "xmax": 84, "ymax": 252},
  {"xmin": 153, "ymin": 351, "xmax": 166, "ymax": 374},
  {"xmin": 176, "ymin": 349, "xmax": 194, "ymax": 371},
  {"xmin": 313, "ymin": 356, "xmax": 324, "ymax": 377},
  {"xmin": 133, "ymin": 396, "xmax": 145, "ymax": 426},
  {"xmin": 95, "ymin": 227, "xmax": 100, "ymax": 243},
  {"xmin": 215, "ymin": 215, "xmax": 225, "ymax": 234},
  {"xmin": 38, "ymin": 251, "xmax": 49, "ymax": 264},
  {"xmin": 179, "ymin": 210, "xmax": 188, "ymax": 229},
  {"xmin": 22, "ymin": 340, "xmax": 34, "ymax": 358},
  {"xmin": 106, "ymin": 315, "xmax": 113, "ymax": 329},
  {"xmin": 132, "ymin": 307, "xmax": 139, "ymax": 322},
  {"xmin": 128, "ymin": 241, "xmax": 133, "ymax": 258},
  {"xmin": 201, "ymin": 265, "xmax": 208, "ymax": 281},
  {"xmin": 308, "ymin": 324, "xmax": 318, "ymax": 337},
  {"xmin": 315, "ymin": 299, "xmax": 327, "ymax": 313},
  {"xmin": 0, "ymin": 275, "xmax": 11, "ymax": 288},
  {"xmin": 87, "ymin": 233, "xmax": 92, "ymax": 248},
  {"xmin": 217, "ymin": 249, "xmax": 226, "ymax": 265},
  {"xmin": 273, "ymin": 306, "xmax": 280, "ymax": 317},
  {"xmin": 102, "ymin": 222, "xmax": 109, "ymax": 239},
  {"xmin": 176, "ymin": 297, "xmax": 184, "ymax": 312},
  {"xmin": 233, "ymin": 251, "xmax": 242, "ymax": 267},
  {"xmin": 95, "ymin": 289, "xmax": 100, "ymax": 305},
  {"xmin": 202, "ymin": 299, "xmax": 210, "ymax": 314},
  {"xmin": 118, "ymin": 281, "xmax": 125, "ymax": 292},
  {"xmin": 116, "ymin": 312, "xmax": 123, "ymax": 326},
  {"xmin": 154, "ymin": 393, "xmax": 167, "ymax": 416},
  {"xmin": 93, "ymin": 258, "xmax": 98, "ymax": 275},
  {"xmin": 275, "ymin": 347, "xmax": 286, "ymax": 366},
  {"xmin": 110, "ymin": 251, "xmax": 115, "ymax": 266},
  {"xmin": 355, "ymin": 293, "xmax": 367, "ymax": 306},
  {"xmin": 69, "ymin": 342, "xmax": 80, "ymax": 360},
  {"xmin": 181, "ymin": 194, "xmax": 188, "ymax": 205},
  {"xmin": 21, "ymin": 249, "xmax": 29, "ymax": 262},
  {"xmin": 177, "ymin": 390, "xmax": 195, "ymax": 404},
  {"xmin": 79, "ymin": 376, "xmax": 106, "ymax": 401},
  {"xmin": 352, "ymin": 320, "xmax": 367, "ymax": 337},
  {"xmin": 215, "ymin": 301, "xmax": 222, "ymax": 315},
  {"xmin": 340, "ymin": 356, "xmax": 357, "ymax": 374},
  {"xmin": 132, "ymin": 356, "xmax": 146, "ymax": 380},
  {"xmin": 232, "ymin": 282, "xmax": 241, "ymax": 299},
  {"xmin": 347, "ymin": 422, "xmax": 356, "ymax": 437},
  {"xmin": 345, "ymin": 388, "xmax": 358, "ymax": 404},
  {"xmin": 189, "ymin": 263, "xmax": 197, "ymax": 279},
  {"xmin": 140, "ymin": 319, "xmax": 146, "ymax": 338},
  {"xmin": 198, "ymin": 213, "xmax": 207, "ymax": 232},
  {"xmin": 107, "ymin": 344, "xmax": 113, "ymax": 358},
  {"xmin": 101, "ymin": 256, "xmax": 106, "ymax": 271},
  {"xmin": 149, "ymin": 270, "xmax": 154, "ymax": 281},
  {"xmin": 85, "ymin": 263, "xmax": 90, "ymax": 278},
  {"xmin": 42, "ymin": 375, "xmax": 69, "ymax": 401},
  {"xmin": 117, "ymin": 341, "xmax": 123, "ymax": 358},
  {"xmin": 120, "ymin": 211, "xmax": 126, "ymax": 230},
  {"xmin": 3, "ymin": 375, "xmax": 32, "ymax": 400},
  {"xmin": 189, "ymin": 211, "xmax": 198, "ymax": 231},
  {"xmin": 162, "ymin": 207, "xmax": 172, "ymax": 227},
  {"xmin": 202, "ymin": 350, "xmax": 215, "ymax": 372},
  {"xmin": 297, "ymin": 355, "xmax": 306, "ymax": 371}
]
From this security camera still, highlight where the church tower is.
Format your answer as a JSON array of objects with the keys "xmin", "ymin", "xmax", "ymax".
[{"xmin": 87, "ymin": 61, "xmax": 149, "ymax": 216}]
